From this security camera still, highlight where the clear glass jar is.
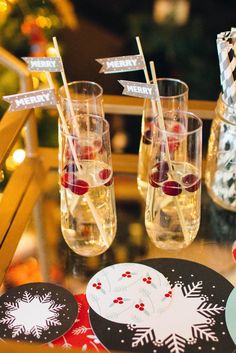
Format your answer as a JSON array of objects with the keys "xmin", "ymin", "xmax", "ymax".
[{"xmin": 205, "ymin": 95, "xmax": 236, "ymax": 211}]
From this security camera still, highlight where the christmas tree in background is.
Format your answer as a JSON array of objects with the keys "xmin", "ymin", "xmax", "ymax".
[{"xmin": 0, "ymin": 0, "xmax": 78, "ymax": 186}]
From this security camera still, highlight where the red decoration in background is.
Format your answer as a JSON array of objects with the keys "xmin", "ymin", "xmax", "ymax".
[
  {"xmin": 5, "ymin": 257, "xmax": 62, "ymax": 287},
  {"xmin": 51, "ymin": 294, "xmax": 107, "ymax": 351},
  {"xmin": 21, "ymin": 16, "xmax": 47, "ymax": 56},
  {"xmin": 232, "ymin": 241, "xmax": 236, "ymax": 262}
]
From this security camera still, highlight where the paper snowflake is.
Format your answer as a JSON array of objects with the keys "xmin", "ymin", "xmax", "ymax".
[
  {"xmin": 128, "ymin": 281, "xmax": 224, "ymax": 353},
  {"xmin": 0, "ymin": 290, "xmax": 65, "ymax": 339}
]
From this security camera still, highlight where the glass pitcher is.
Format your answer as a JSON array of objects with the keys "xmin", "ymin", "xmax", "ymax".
[{"xmin": 205, "ymin": 95, "xmax": 236, "ymax": 211}]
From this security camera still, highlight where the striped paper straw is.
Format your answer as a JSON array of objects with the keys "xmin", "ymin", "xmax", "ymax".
[{"xmin": 217, "ymin": 30, "xmax": 236, "ymax": 105}]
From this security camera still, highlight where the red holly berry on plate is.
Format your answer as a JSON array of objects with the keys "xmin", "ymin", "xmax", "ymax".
[
  {"xmin": 143, "ymin": 276, "xmax": 152, "ymax": 284},
  {"xmin": 122, "ymin": 271, "xmax": 132, "ymax": 278},
  {"xmin": 135, "ymin": 303, "xmax": 145, "ymax": 311}
]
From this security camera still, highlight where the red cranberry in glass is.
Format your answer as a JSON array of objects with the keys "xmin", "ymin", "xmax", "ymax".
[
  {"xmin": 65, "ymin": 140, "xmax": 80, "ymax": 159},
  {"xmin": 172, "ymin": 122, "xmax": 185, "ymax": 134},
  {"xmin": 65, "ymin": 146, "xmax": 72, "ymax": 160},
  {"xmin": 80, "ymin": 146, "xmax": 95, "ymax": 160},
  {"xmin": 182, "ymin": 174, "xmax": 201, "ymax": 192},
  {"xmin": 104, "ymin": 176, "xmax": 114, "ymax": 187},
  {"xmin": 153, "ymin": 161, "xmax": 169, "ymax": 174},
  {"xmin": 68, "ymin": 179, "xmax": 89, "ymax": 195},
  {"xmin": 61, "ymin": 173, "xmax": 69, "ymax": 188},
  {"xmin": 167, "ymin": 137, "xmax": 180, "ymax": 153},
  {"xmin": 142, "ymin": 129, "xmax": 152, "ymax": 145},
  {"xmin": 149, "ymin": 171, "xmax": 168, "ymax": 187},
  {"xmin": 162, "ymin": 180, "xmax": 182, "ymax": 196},
  {"xmin": 93, "ymin": 138, "xmax": 102, "ymax": 152},
  {"xmin": 99, "ymin": 168, "xmax": 112, "ymax": 180},
  {"xmin": 61, "ymin": 172, "xmax": 76, "ymax": 188}
]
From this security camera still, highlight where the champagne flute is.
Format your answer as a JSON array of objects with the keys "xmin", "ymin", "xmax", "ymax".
[
  {"xmin": 137, "ymin": 78, "xmax": 189, "ymax": 199},
  {"xmin": 145, "ymin": 110, "xmax": 202, "ymax": 250},
  {"xmin": 59, "ymin": 80, "xmax": 104, "ymax": 118},
  {"xmin": 59, "ymin": 114, "xmax": 117, "ymax": 256}
]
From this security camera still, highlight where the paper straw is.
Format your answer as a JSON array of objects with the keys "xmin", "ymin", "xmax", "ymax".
[
  {"xmin": 149, "ymin": 61, "xmax": 188, "ymax": 242},
  {"xmin": 136, "ymin": 36, "xmax": 157, "ymax": 116},
  {"xmin": 45, "ymin": 70, "xmax": 109, "ymax": 248},
  {"xmin": 53, "ymin": 37, "xmax": 75, "ymax": 118},
  {"xmin": 53, "ymin": 37, "xmax": 92, "ymax": 149},
  {"xmin": 217, "ymin": 37, "xmax": 236, "ymax": 105}
]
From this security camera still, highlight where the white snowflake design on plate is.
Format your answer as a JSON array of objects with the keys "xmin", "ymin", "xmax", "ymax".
[
  {"xmin": 127, "ymin": 281, "xmax": 224, "ymax": 353},
  {"xmin": 0, "ymin": 290, "xmax": 65, "ymax": 339}
]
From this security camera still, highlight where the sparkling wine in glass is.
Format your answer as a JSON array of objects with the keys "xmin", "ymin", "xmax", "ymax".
[
  {"xmin": 145, "ymin": 111, "xmax": 202, "ymax": 250},
  {"xmin": 137, "ymin": 78, "xmax": 189, "ymax": 199},
  {"xmin": 59, "ymin": 114, "xmax": 117, "ymax": 256}
]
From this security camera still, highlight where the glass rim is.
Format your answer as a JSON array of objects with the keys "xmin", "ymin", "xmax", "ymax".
[
  {"xmin": 152, "ymin": 77, "xmax": 189, "ymax": 100},
  {"xmin": 60, "ymin": 114, "xmax": 110, "ymax": 138},
  {"xmin": 154, "ymin": 110, "xmax": 202, "ymax": 136},
  {"xmin": 59, "ymin": 80, "xmax": 103, "ymax": 102}
]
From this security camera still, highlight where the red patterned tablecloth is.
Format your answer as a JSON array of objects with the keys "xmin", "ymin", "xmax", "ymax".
[{"xmin": 51, "ymin": 294, "xmax": 108, "ymax": 351}]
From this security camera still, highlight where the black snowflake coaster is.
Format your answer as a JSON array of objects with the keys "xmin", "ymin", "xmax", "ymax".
[
  {"xmin": 89, "ymin": 258, "xmax": 235, "ymax": 353},
  {"xmin": 0, "ymin": 282, "xmax": 78, "ymax": 343}
]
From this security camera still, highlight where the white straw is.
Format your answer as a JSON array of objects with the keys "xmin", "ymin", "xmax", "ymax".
[
  {"xmin": 136, "ymin": 36, "xmax": 158, "ymax": 117},
  {"xmin": 52, "ymin": 37, "xmax": 82, "ymax": 139},
  {"xmin": 136, "ymin": 36, "xmax": 150, "ymax": 84},
  {"xmin": 149, "ymin": 61, "xmax": 188, "ymax": 242},
  {"xmin": 53, "ymin": 37, "xmax": 75, "ymax": 118},
  {"xmin": 45, "ymin": 71, "xmax": 109, "ymax": 248}
]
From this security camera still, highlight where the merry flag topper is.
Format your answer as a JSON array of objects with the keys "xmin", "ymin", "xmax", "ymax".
[
  {"xmin": 96, "ymin": 54, "xmax": 145, "ymax": 74},
  {"xmin": 3, "ymin": 56, "xmax": 63, "ymax": 112},
  {"xmin": 3, "ymin": 88, "xmax": 57, "ymax": 112},
  {"xmin": 22, "ymin": 57, "xmax": 63, "ymax": 72},
  {"xmin": 118, "ymin": 80, "xmax": 157, "ymax": 100},
  {"xmin": 96, "ymin": 39, "xmax": 158, "ymax": 101}
]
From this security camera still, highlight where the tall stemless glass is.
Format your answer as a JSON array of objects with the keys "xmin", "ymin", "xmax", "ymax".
[
  {"xmin": 59, "ymin": 81, "xmax": 104, "ymax": 119},
  {"xmin": 137, "ymin": 78, "xmax": 189, "ymax": 199},
  {"xmin": 145, "ymin": 111, "xmax": 202, "ymax": 250},
  {"xmin": 59, "ymin": 114, "xmax": 117, "ymax": 256}
]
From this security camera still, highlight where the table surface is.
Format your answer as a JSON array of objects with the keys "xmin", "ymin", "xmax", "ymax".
[{"xmin": 4, "ymin": 166, "xmax": 236, "ymax": 294}]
